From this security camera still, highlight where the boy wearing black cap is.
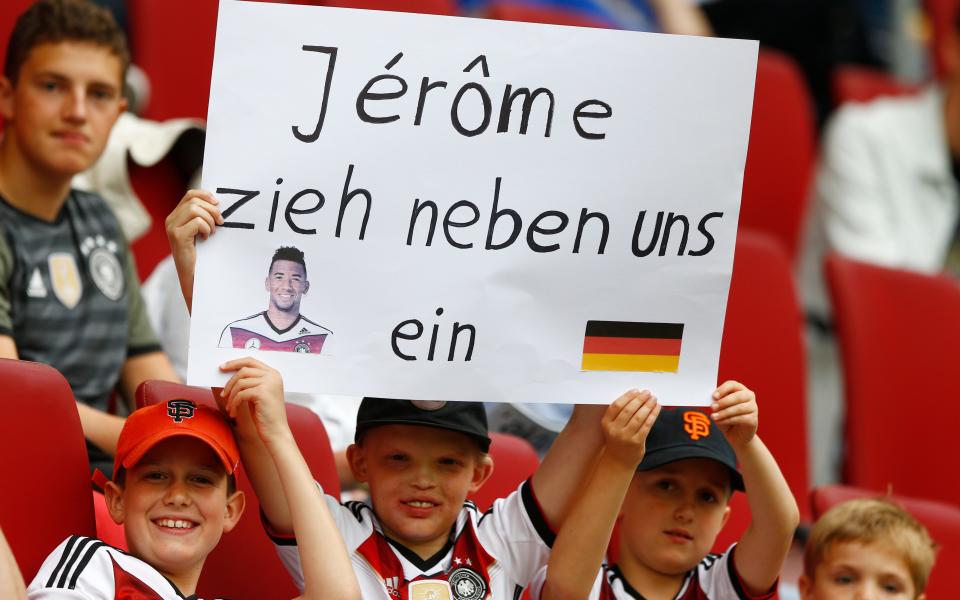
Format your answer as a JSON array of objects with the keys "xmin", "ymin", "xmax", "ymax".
[
  {"xmin": 219, "ymin": 356, "xmax": 615, "ymax": 599},
  {"xmin": 531, "ymin": 380, "xmax": 799, "ymax": 600}
]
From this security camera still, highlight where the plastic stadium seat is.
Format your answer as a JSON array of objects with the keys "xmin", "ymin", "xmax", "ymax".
[
  {"xmin": 0, "ymin": 359, "xmax": 96, "ymax": 583},
  {"xmin": 484, "ymin": 2, "xmax": 615, "ymax": 28},
  {"xmin": 468, "ymin": 432, "xmax": 540, "ymax": 511},
  {"xmin": 323, "ymin": 0, "xmax": 457, "ymax": 14},
  {"xmin": 136, "ymin": 380, "xmax": 339, "ymax": 600},
  {"xmin": 825, "ymin": 254, "xmax": 960, "ymax": 505},
  {"xmin": 710, "ymin": 230, "xmax": 810, "ymax": 552},
  {"xmin": 127, "ymin": 1, "xmax": 219, "ymax": 121},
  {"xmin": 831, "ymin": 65, "xmax": 924, "ymax": 107},
  {"xmin": 925, "ymin": 0, "xmax": 960, "ymax": 80},
  {"xmin": 811, "ymin": 485, "xmax": 959, "ymax": 600},
  {"xmin": 740, "ymin": 50, "xmax": 817, "ymax": 264}
]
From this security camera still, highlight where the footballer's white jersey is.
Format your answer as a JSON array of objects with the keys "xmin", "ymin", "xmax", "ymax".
[
  {"xmin": 27, "ymin": 535, "xmax": 216, "ymax": 599},
  {"xmin": 217, "ymin": 312, "xmax": 330, "ymax": 353},
  {"xmin": 526, "ymin": 546, "xmax": 776, "ymax": 600},
  {"xmin": 272, "ymin": 480, "xmax": 554, "ymax": 600}
]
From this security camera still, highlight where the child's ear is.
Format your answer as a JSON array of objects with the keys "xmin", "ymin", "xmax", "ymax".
[
  {"xmin": 720, "ymin": 504, "xmax": 731, "ymax": 528},
  {"xmin": 103, "ymin": 481, "xmax": 126, "ymax": 526},
  {"xmin": 221, "ymin": 490, "xmax": 246, "ymax": 533},
  {"xmin": 916, "ymin": 594, "xmax": 926, "ymax": 600},
  {"xmin": 0, "ymin": 77, "xmax": 14, "ymax": 121},
  {"xmin": 346, "ymin": 444, "xmax": 369, "ymax": 483},
  {"xmin": 467, "ymin": 454, "xmax": 494, "ymax": 494},
  {"xmin": 797, "ymin": 574, "xmax": 812, "ymax": 600}
]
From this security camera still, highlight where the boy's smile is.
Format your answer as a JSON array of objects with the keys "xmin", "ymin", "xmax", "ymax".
[
  {"xmin": 348, "ymin": 424, "xmax": 492, "ymax": 559},
  {"xmin": 106, "ymin": 437, "xmax": 243, "ymax": 594},
  {"xmin": 0, "ymin": 40, "xmax": 125, "ymax": 183},
  {"xmin": 619, "ymin": 458, "xmax": 731, "ymax": 581}
]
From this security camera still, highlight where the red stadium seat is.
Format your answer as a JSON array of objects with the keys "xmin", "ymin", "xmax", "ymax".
[
  {"xmin": 831, "ymin": 65, "xmax": 924, "ymax": 107},
  {"xmin": 127, "ymin": 1, "xmax": 219, "ymax": 121},
  {"xmin": 710, "ymin": 231, "xmax": 809, "ymax": 552},
  {"xmin": 468, "ymin": 432, "xmax": 540, "ymax": 511},
  {"xmin": 811, "ymin": 485, "xmax": 959, "ymax": 600},
  {"xmin": 924, "ymin": 0, "xmax": 960, "ymax": 80},
  {"xmin": 740, "ymin": 50, "xmax": 817, "ymax": 263},
  {"xmin": 323, "ymin": 0, "xmax": 457, "ymax": 15},
  {"xmin": 0, "ymin": 359, "xmax": 96, "ymax": 584},
  {"xmin": 136, "ymin": 380, "xmax": 339, "ymax": 600},
  {"xmin": 484, "ymin": 2, "xmax": 615, "ymax": 28},
  {"xmin": 825, "ymin": 254, "xmax": 960, "ymax": 505}
]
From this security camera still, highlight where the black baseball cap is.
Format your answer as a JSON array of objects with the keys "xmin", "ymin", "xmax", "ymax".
[
  {"xmin": 355, "ymin": 398, "xmax": 492, "ymax": 453},
  {"xmin": 637, "ymin": 407, "xmax": 744, "ymax": 492}
]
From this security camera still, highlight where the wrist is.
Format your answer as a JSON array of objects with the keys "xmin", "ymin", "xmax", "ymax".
[{"xmin": 598, "ymin": 448, "xmax": 643, "ymax": 474}]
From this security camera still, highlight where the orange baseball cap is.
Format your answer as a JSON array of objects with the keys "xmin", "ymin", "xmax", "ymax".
[{"xmin": 113, "ymin": 399, "xmax": 240, "ymax": 477}]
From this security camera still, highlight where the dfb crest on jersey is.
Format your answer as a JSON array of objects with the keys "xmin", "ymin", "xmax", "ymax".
[
  {"xmin": 449, "ymin": 567, "xmax": 486, "ymax": 600},
  {"xmin": 167, "ymin": 400, "xmax": 196, "ymax": 423},
  {"xmin": 81, "ymin": 236, "xmax": 124, "ymax": 301},
  {"xmin": 294, "ymin": 341, "xmax": 310, "ymax": 353}
]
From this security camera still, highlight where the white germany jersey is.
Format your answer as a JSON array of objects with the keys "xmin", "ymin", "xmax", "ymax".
[
  {"xmin": 217, "ymin": 312, "xmax": 331, "ymax": 353},
  {"xmin": 271, "ymin": 480, "xmax": 554, "ymax": 600},
  {"xmin": 527, "ymin": 545, "xmax": 776, "ymax": 600},
  {"xmin": 27, "ymin": 535, "xmax": 215, "ymax": 599}
]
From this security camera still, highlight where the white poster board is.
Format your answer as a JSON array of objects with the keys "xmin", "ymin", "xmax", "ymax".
[{"xmin": 188, "ymin": 0, "xmax": 758, "ymax": 406}]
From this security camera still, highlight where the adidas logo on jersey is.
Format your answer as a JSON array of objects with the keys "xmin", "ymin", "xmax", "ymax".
[
  {"xmin": 384, "ymin": 576, "xmax": 400, "ymax": 597},
  {"xmin": 299, "ymin": 327, "xmax": 310, "ymax": 335}
]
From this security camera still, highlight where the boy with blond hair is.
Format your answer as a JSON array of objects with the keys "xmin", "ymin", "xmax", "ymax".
[
  {"xmin": 22, "ymin": 398, "xmax": 358, "ymax": 599},
  {"xmin": 799, "ymin": 498, "xmax": 936, "ymax": 600},
  {"xmin": 532, "ymin": 381, "xmax": 799, "ymax": 600}
]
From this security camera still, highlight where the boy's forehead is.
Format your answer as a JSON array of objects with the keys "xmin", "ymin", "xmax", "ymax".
[
  {"xmin": 364, "ymin": 423, "xmax": 478, "ymax": 452},
  {"xmin": 642, "ymin": 457, "xmax": 732, "ymax": 489},
  {"xmin": 134, "ymin": 436, "xmax": 225, "ymax": 472},
  {"xmin": 18, "ymin": 40, "xmax": 123, "ymax": 87}
]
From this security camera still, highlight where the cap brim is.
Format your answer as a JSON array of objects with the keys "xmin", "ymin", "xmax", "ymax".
[
  {"xmin": 638, "ymin": 446, "xmax": 745, "ymax": 492},
  {"xmin": 356, "ymin": 418, "xmax": 491, "ymax": 452},
  {"xmin": 122, "ymin": 429, "xmax": 238, "ymax": 475}
]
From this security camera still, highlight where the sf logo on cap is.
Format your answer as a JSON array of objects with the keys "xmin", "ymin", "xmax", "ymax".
[
  {"xmin": 683, "ymin": 411, "xmax": 711, "ymax": 441},
  {"xmin": 167, "ymin": 399, "xmax": 196, "ymax": 423}
]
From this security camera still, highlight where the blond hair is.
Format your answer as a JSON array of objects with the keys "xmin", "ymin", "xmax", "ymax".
[{"xmin": 804, "ymin": 498, "xmax": 936, "ymax": 594}]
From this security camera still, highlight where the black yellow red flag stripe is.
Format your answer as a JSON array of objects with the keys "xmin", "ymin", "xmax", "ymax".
[{"xmin": 582, "ymin": 321, "xmax": 683, "ymax": 372}]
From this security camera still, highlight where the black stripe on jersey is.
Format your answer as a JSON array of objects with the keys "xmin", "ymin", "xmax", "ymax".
[
  {"xmin": 520, "ymin": 479, "xmax": 556, "ymax": 547},
  {"xmin": 512, "ymin": 585, "xmax": 524, "ymax": 600},
  {"xmin": 55, "ymin": 536, "xmax": 97, "ymax": 588},
  {"xmin": 68, "ymin": 541, "xmax": 106, "ymax": 589},
  {"xmin": 46, "ymin": 535, "xmax": 80, "ymax": 588}
]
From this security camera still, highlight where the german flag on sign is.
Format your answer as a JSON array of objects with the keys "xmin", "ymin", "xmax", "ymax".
[{"xmin": 582, "ymin": 321, "xmax": 683, "ymax": 373}]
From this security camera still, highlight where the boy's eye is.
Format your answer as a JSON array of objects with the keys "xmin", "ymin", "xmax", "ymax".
[
  {"xmin": 655, "ymin": 480, "xmax": 675, "ymax": 491},
  {"xmin": 438, "ymin": 457, "xmax": 462, "ymax": 467},
  {"xmin": 832, "ymin": 574, "xmax": 853, "ymax": 585},
  {"xmin": 388, "ymin": 453, "xmax": 408, "ymax": 462},
  {"xmin": 144, "ymin": 471, "xmax": 167, "ymax": 481},
  {"xmin": 881, "ymin": 581, "xmax": 903, "ymax": 594},
  {"xmin": 40, "ymin": 80, "xmax": 61, "ymax": 92},
  {"xmin": 190, "ymin": 475, "xmax": 214, "ymax": 485},
  {"xmin": 699, "ymin": 490, "xmax": 718, "ymax": 503}
]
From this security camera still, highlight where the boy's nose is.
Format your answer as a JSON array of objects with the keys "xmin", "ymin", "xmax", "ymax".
[
  {"xmin": 62, "ymin": 89, "xmax": 88, "ymax": 123},
  {"xmin": 163, "ymin": 480, "xmax": 192, "ymax": 505}
]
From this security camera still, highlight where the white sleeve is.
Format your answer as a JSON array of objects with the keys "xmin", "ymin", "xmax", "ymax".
[
  {"xmin": 698, "ymin": 545, "xmax": 777, "ymax": 600},
  {"xmin": 477, "ymin": 480, "xmax": 554, "ymax": 588},
  {"xmin": 27, "ymin": 537, "xmax": 112, "ymax": 600}
]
